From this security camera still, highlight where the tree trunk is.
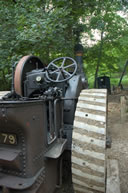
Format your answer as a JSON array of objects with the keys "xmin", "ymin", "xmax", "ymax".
[{"xmin": 94, "ymin": 30, "xmax": 104, "ymax": 88}]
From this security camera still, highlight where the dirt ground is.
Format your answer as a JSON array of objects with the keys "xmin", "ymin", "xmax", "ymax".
[
  {"xmin": 107, "ymin": 91, "xmax": 128, "ymax": 193},
  {"xmin": 55, "ymin": 91, "xmax": 128, "ymax": 193}
]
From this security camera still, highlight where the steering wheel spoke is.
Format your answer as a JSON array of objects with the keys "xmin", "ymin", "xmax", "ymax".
[
  {"xmin": 46, "ymin": 57, "xmax": 77, "ymax": 83},
  {"xmin": 63, "ymin": 70, "xmax": 71, "ymax": 77},
  {"xmin": 61, "ymin": 57, "xmax": 66, "ymax": 67},
  {"xmin": 63, "ymin": 63, "xmax": 76, "ymax": 69},
  {"xmin": 56, "ymin": 71, "xmax": 62, "ymax": 81},
  {"xmin": 48, "ymin": 62, "xmax": 59, "ymax": 69},
  {"xmin": 48, "ymin": 69, "xmax": 59, "ymax": 75}
]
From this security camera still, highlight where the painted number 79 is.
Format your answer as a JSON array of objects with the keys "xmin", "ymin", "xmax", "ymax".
[{"xmin": 2, "ymin": 133, "xmax": 16, "ymax": 145}]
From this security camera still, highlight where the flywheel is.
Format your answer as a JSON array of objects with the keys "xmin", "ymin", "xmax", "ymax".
[
  {"xmin": 72, "ymin": 89, "xmax": 107, "ymax": 193},
  {"xmin": 14, "ymin": 55, "xmax": 44, "ymax": 96}
]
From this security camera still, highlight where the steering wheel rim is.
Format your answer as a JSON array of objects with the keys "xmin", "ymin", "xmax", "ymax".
[{"xmin": 46, "ymin": 57, "xmax": 77, "ymax": 83}]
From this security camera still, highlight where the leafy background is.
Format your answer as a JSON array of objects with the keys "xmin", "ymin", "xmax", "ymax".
[{"xmin": 0, "ymin": 0, "xmax": 128, "ymax": 90}]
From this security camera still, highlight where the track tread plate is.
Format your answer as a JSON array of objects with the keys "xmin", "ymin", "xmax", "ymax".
[{"xmin": 72, "ymin": 89, "xmax": 107, "ymax": 193}]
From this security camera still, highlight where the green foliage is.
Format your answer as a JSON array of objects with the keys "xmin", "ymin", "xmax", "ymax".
[
  {"xmin": 0, "ymin": 0, "xmax": 128, "ymax": 90},
  {"xmin": 88, "ymin": 75, "xmax": 128, "ymax": 89},
  {"xmin": 83, "ymin": 0, "xmax": 128, "ymax": 86}
]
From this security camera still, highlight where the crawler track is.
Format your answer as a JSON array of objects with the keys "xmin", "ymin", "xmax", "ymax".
[
  {"xmin": 72, "ymin": 89, "xmax": 107, "ymax": 193},
  {"xmin": 0, "ymin": 91, "xmax": 9, "ymax": 99}
]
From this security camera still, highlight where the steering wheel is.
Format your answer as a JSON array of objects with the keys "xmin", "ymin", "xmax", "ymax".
[{"xmin": 46, "ymin": 57, "xmax": 77, "ymax": 83}]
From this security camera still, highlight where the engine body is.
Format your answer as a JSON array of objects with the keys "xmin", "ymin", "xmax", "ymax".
[{"xmin": 0, "ymin": 55, "xmax": 87, "ymax": 193}]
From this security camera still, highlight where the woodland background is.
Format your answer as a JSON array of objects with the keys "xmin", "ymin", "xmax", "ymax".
[{"xmin": 0, "ymin": 0, "xmax": 128, "ymax": 90}]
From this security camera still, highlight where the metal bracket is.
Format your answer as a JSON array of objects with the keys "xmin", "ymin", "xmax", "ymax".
[{"xmin": 45, "ymin": 138, "xmax": 67, "ymax": 159}]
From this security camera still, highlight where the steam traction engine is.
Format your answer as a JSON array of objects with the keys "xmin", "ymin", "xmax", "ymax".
[{"xmin": 0, "ymin": 54, "xmax": 107, "ymax": 193}]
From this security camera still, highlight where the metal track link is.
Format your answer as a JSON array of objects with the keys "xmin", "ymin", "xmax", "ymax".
[{"xmin": 72, "ymin": 89, "xmax": 107, "ymax": 193}]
